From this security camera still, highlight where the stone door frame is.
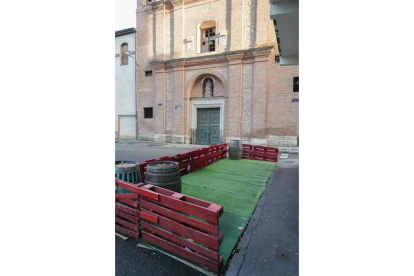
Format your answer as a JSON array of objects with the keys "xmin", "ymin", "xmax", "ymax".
[{"xmin": 190, "ymin": 97, "xmax": 225, "ymax": 145}]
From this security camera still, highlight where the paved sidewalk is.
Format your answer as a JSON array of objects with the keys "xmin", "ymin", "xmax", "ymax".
[{"xmin": 226, "ymin": 154, "xmax": 299, "ymax": 276}]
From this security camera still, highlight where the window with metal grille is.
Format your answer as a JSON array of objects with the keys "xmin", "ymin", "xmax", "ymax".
[
  {"xmin": 202, "ymin": 27, "xmax": 216, "ymax": 52},
  {"xmin": 293, "ymin": 77, "xmax": 299, "ymax": 92},
  {"xmin": 144, "ymin": 108, "xmax": 153, "ymax": 119},
  {"xmin": 121, "ymin": 43, "xmax": 128, "ymax": 65},
  {"xmin": 145, "ymin": 71, "xmax": 152, "ymax": 77}
]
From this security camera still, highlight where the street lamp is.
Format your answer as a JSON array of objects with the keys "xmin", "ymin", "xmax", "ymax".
[{"xmin": 124, "ymin": 51, "xmax": 138, "ymax": 65}]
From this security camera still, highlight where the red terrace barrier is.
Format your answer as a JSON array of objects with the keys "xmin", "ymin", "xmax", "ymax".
[
  {"xmin": 219, "ymin": 143, "xmax": 229, "ymax": 159},
  {"xmin": 115, "ymin": 143, "xmax": 278, "ymax": 272},
  {"xmin": 137, "ymin": 144, "xmax": 229, "ymax": 179},
  {"xmin": 252, "ymin": 145, "xmax": 279, "ymax": 162},
  {"xmin": 242, "ymin": 144, "xmax": 253, "ymax": 159},
  {"xmin": 115, "ymin": 178, "xmax": 224, "ymax": 273},
  {"xmin": 173, "ymin": 153, "xmax": 193, "ymax": 177},
  {"xmin": 140, "ymin": 184, "xmax": 224, "ymax": 272},
  {"xmin": 115, "ymin": 179, "xmax": 160, "ymax": 239},
  {"xmin": 191, "ymin": 148, "xmax": 209, "ymax": 172}
]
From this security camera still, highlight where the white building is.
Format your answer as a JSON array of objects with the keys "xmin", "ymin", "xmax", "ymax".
[{"xmin": 115, "ymin": 28, "xmax": 137, "ymax": 139}]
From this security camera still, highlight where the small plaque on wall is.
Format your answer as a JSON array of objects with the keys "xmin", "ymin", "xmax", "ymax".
[
  {"xmin": 158, "ymin": 103, "xmax": 163, "ymax": 106},
  {"xmin": 292, "ymin": 98, "xmax": 299, "ymax": 103}
]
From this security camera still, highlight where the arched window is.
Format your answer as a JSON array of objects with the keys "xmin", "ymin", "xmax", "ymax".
[
  {"xmin": 197, "ymin": 21, "xmax": 216, "ymax": 53},
  {"xmin": 120, "ymin": 43, "xmax": 128, "ymax": 65}
]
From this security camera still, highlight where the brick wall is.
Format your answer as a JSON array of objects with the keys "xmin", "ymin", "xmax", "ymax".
[{"xmin": 136, "ymin": 0, "xmax": 299, "ymax": 146}]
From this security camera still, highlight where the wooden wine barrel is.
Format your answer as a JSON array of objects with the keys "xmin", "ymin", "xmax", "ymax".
[
  {"xmin": 144, "ymin": 161, "xmax": 181, "ymax": 193},
  {"xmin": 229, "ymin": 140, "xmax": 243, "ymax": 160}
]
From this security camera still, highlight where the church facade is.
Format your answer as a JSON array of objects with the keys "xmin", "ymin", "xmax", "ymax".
[{"xmin": 136, "ymin": 0, "xmax": 299, "ymax": 147}]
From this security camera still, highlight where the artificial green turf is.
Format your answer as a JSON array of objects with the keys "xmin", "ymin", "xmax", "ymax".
[
  {"xmin": 182, "ymin": 184, "xmax": 260, "ymax": 217},
  {"xmin": 218, "ymin": 212, "xmax": 248, "ymax": 268},
  {"xmin": 182, "ymin": 169, "xmax": 269, "ymax": 186},
  {"xmin": 182, "ymin": 172, "xmax": 266, "ymax": 198},
  {"xmin": 203, "ymin": 158, "xmax": 276, "ymax": 176},
  {"xmin": 180, "ymin": 158, "xmax": 277, "ymax": 270}
]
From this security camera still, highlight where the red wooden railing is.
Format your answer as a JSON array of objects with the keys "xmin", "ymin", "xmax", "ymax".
[
  {"xmin": 140, "ymin": 184, "xmax": 223, "ymax": 272},
  {"xmin": 251, "ymin": 145, "xmax": 279, "ymax": 162},
  {"xmin": 115, "ymin": 180, "xmax": 159, "ymax": 239},
  {"xmin": 115, "ymin": 178, "xmax": 224, "ymax": 273},
  {"xmin": 242, "ymin": 144, "xmax": 253, "ymax": 159},
  {"xmin": 116, "ymin": 143, "xmax": 278, "ymax": 272},
  {"xmin": 139, "ymin": 143, "xmax": 228, "ymax": 182}
]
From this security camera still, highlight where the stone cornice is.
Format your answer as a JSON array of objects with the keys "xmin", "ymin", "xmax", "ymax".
[
  {"xmin": 149, "ymin": 46, "xmax": 275, "ymax": 70},
  {"xmin": 170, "ymin": 60, "xmax": 186, "ymax": 71},
  {"xmin": 226, "ymin": 52, "xmax": 245, "ymax": 65},
  {"xmin": 251, "ymin": 46, "xmax": 274, "ymax": 62},
  {"xmin": 151, "ymin": 61, "xmax": 166, "ymax": 71}
]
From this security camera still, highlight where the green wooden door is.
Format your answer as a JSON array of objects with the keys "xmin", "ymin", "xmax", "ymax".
[{"xmin": 197, "ymin": 108, "xmax": 220, "ymax": 145}]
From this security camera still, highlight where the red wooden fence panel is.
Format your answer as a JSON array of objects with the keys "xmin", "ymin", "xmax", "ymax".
[
  {"xmin": 173, "ymin": 153, "xmax": 193, "ymax": 176},
  {"xmin": 219, "ymin": 143, "xmax": 228, "ymax": 159},
  {"xmin": 140, "ymin": 184, "xmax": 223, "ymax": 272},
  {"xmin": 137, "ymin": 144, "xmax": 229, "ymax": 184},
  {"xmin": 242, "ymin": 144, "xmax": 253, "ymax": 159},
  {"xmin": 191, "ymin": 148, "xmax": 209, "ymax": 172},
  {"xmin": 252, "ymin": 145, "xmax": 279, "ymax": 162},
  {"xmin": 115, "ymin": 180, "xmax": 141, "ymax": 239}
]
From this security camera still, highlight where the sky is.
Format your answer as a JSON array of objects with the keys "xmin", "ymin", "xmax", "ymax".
[{"xmin": 115, "ymin": 0, "xmax": 137, "ymax": 31}]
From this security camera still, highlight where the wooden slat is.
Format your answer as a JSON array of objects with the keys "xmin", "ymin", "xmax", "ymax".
[
  {"xmin": 115, "ymin": 203, "xmax": 140, "ymax": 216},
  {"xmin": 116, "ymin": 179, "xmax": 159, "ymax": 200},
  {"xmin": 115, "ymin": 217, "xmax": 139, "ymax": 232},
  {"xmin": 141, "ymin": 199, "xmax": 218, "ymax": 234},
  {"xmin": 115, "ymin": 203, "xmax": 159, "ymax": 223},
  {"xmin": 142, "ymin": 232, "xmax": 220, "ymax": 272},
  {"xmin": 141, "ymin": 186, "xmax": 221, "ymax": 224},
  {"xmin": 116, "ymin": 225, "xmax": 139, "ymax": 239},
  {"xmin": 115, "ymin": 193, "xmax": 138, "ymax": 199},
  {"xmin": 145, "ymin": 184, "xmax": 222, "ymax": 212},
  {"xmin": 116, "ymin": 198, "xmax": 138, "ymax": 208},
  {"xmin": 141, "ymin": 209, "xmax": 219, "ymax": 249},
  {"xmin": 206, "ymin": 203, "xmax": 224, "ymax": 217},
  {"xmin": 142, "ymin": 221, "xmax": 218, "ymax": 260},
  {"xmin": 183, "ymin": 195, "xmax": 217, "ymax": 208},
  {"xmin": 115, "ymin": 210, "xmax": 139, "ymax": 224},
  {"xmin": 176, "ymin": 149, "xmax": 198, "ymax": 155},
  {"xmin": 140, "ymin": 210, "xmax": 159, "ymax": 224}
]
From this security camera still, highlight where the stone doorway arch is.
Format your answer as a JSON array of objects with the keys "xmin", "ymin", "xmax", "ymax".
[{"xmin": 186, "ymin": 71, "xmax": 227, "ymax": 145}]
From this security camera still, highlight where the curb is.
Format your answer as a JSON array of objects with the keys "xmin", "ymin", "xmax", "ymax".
[{"xmin": 277, "ymin": 147, "xmax": 299, "ymax": 154}]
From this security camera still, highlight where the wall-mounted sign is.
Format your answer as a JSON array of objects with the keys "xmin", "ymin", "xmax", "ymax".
[
  {"xmin": 158, "ymin": 103, "xmax": 162, "ymax": 106},
  {"xmin": 292, "ymin": 98, "xmax": 299, "ymax": 103},
  {"xmin": 175, "ymin": 104, "xmax": 182, "ymax": 110}
]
